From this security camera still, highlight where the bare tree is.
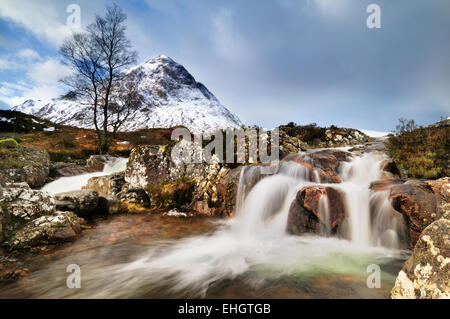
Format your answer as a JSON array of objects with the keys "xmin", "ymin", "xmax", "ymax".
[
  {"xmin": 395, "ymin": 118, "xmax": 417, "ymax": 134},
  {"xmin": 60, "ymin": 4, "xmax": 138, "ymax": 153}
]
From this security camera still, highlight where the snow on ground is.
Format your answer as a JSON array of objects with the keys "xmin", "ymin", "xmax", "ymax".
[{"xmin": 360, "ymin": 130, "xmax": 390, "ymax": 138}]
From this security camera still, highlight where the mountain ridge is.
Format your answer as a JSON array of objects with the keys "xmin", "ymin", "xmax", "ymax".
[{"xmin": 14, "ymin": 55, "xmax": 243, "ymax": 133}]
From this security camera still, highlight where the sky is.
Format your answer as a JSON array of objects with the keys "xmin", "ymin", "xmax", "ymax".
[{"xmin": 0, "ymin": 0, "xmax": 449, "ymax": 132}]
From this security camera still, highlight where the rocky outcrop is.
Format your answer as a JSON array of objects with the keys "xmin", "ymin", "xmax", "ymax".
[
  {"xmin": 287, "ymin": 185, "xmax": 346, "ymax": 235},
  {"xmin": 5, "ymin": 211, "xmax": 83, "ymax": 250},
  {"xmin": 369, "ymin": 179, "xmax": 404, "ymax": 192},
  {"xmin": 280, "ymin": 125, "xmax": 369, "ymax": 149},
  {"xmin": 98, "ymin": 195, "xmax": 129, "ymax": 215},
  {"xmin": 0, "ymin": 183, "xmax": 55, "ymax": 242},
  {"xmin": 389, "ymin": 178, "xmax": 450, "ymax": 247},
  {"xmin": 84, "ymin": 172, "xmax": 126, "ymax": 196},
  {"xmin": 279, "ymin": 131, "xmax": 308, "ymax": 159},
  {"xmin": 283, "ymin": 150, "xmax": 351, "ymax": 183},
  {"xmin": 0, "ymin": 255, "xmax": 31, "ymax": 283},
  {"xmin": 0, "ymin": 145, "xmax": 50, "ymax": 188},
  {"xmin": 54, "ymin": 190, "xmax": 99, "ymax": 217},
  {"xmin": 391, "ymin": 219, "xmax": 449, "ymax": 299},
  {"xmin": 85, "ymin": 154, "xmax": 117, "ymax": 171},
  {"xmin": 49, "ymin": 161, "xmax": 93, "ymax": 178},
  {"xmin": 0, "ymin": 183, "xmax": 84, "ymax": 251},
  {"xmin": 193, "ymin": 166, "xmax": 242, "ymax": 217}
]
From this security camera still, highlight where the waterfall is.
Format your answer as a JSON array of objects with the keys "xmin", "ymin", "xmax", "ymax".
[
  {"xmin": 233, "ymin": 151, "xmax": 405, "ymax": 249},
  {"xmin": 42, "ymin": 149, "xmax": 406, "ymax": 298},
  {"xmin": 41, "ymin": 157, "xmax": 128, "ymax": 194}
]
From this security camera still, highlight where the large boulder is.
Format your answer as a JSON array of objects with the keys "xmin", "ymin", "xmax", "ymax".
[
  {"xmin": 84, "ymin": 172, "xmax": 126, "ymax": 196},
  {"xmin": 193, "ymin": 166, "xmax": 242, "ymax": 217},
  {"xmin": 0, "ymin": 183, "xmax": 55, "ymax": 241},
  {"xmin": 0, "ymin": 145, "xmax": 50, "ymax": 188},
  {"xmin": 98, "ymin": 195, "xmax": 129, "ymax": 215},
  {"xmin": 287, "ymin": 185, "xmax": 346, "ymax": 235},
  {"xmin": 54, "ymin": 190, "xmax": 99, "ymax": 217},
  {"xmin": 391, "ymin": 219, "xmax": 450, "ymax": 299},
  {"xmin": 125, "ymin": 144, "xmax": 239, "ymax": 216},
  {"xmin": 282, "ymin": 150, "xmax": 351, "ymax": 183},
  {"xmin": 389, "ymin": 178, "xmax": 450, "ymax": 247},
  {"xmin": 50, "ymin": 161, "xmax": 93, "ymax": 178},
  {"xmin": 4, "ymin": 211, "xmax": 83, "ymax": 250},
  {"xmin": 85, "ymin": 154, "xmax": 116, "ymax": 171},
  {"xmin": 0, "ymin": 183, "xmax": 84, "ymax": 251},
  {"xmin": 125, "ymin": 144, "xmax": 221, "ymax": 189}
]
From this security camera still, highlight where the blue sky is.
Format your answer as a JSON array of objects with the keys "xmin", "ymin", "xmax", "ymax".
[{"xmin": 0, "ymin": 0, "xmax": 449, "ymax": 131}]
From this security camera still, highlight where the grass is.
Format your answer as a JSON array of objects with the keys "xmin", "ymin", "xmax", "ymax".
[
  {"xmin": 0, "ymin": 110, "xmax": 175, "ymax": 162},
  {"xmin": 0, "ymin": 145, "xmax": 25, "ymax": 169},
  {"xmin": 145, "ymin": 177, "xmax": 195, "ymax": 208},
  {"xmin": 385, "ymin": 124, "xmax": 449, "ymax": 179}
]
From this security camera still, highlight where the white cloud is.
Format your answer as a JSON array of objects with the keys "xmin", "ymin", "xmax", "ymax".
[
  {"xmin": 0, "ymin": 48, "xmax": 41, "ymax": 71},
  {"xmin": 0, "ymin": 0, "xmax": 72, "ymax": 48},
  {"xmin": 211, "ymin": 8, "xmax": 249, "ymax": 61},
  {"xmin": 27, "ymin": 58, "xmax": 71, "ymax": 84},
  {"xmin": 17, "ymin": 48, "xmax": 40, "ymax": 60}
]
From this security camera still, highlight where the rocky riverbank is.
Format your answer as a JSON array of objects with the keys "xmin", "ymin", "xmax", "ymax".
[{"xmin": 0, "ymin": 123, "xmax": 449, "ymax": 298}]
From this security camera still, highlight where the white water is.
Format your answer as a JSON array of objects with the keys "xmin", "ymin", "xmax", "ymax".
[
  {"xmin": 41, "ymin": 158, "xmax": 128, "ymax": 194},
  {"xmin": 24, "ymin": 149, "xmax": 407, "ymax": 298},
  {"xmin": 64, "ymin": 149, "xmax": 407, "ymax": 298}
]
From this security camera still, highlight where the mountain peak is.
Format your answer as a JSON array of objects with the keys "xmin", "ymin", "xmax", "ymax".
[{"xmin": 14, "ymin": 55, "xmax": 243, "ymax": 133}]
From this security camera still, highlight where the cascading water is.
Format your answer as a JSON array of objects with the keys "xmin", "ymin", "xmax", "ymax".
[
  {"xmin": 6, "ymin": 149, "xmax": 409, "ymax": 298},
  {"xmin": 41, "ymin": 157, "xmax": 128, "ymax": 194}
]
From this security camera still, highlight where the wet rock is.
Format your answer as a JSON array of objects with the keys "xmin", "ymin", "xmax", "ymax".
[
  {"xmin": 283, "ymin": 150, "xmax": 351, "ymax": 183},
  {"xmin": 369, "ymin": 179, "xmax": 404, "ymax": 192},
  {"xmin": 116, "ymin": 186, "xmax": 150, "ymax": 207},
  {"xmin": 98, "ymin": 195, "xmax": 129, "ymax": 215},
  {"xmin": 193, "ymin": 166, "xmax": 243, "ymax": 217},
  {"xmin": 380, "ymin": 159, "xmax": 401, "ymax": 178},
  {"xmin": 4, "ymin": 211, "xmax": 84, "ymax": 250},
  {"xmin": 54, "ymin": 190, "xmax": 99, "ymax": 217},
  {"xmin": 50, "ymin": 161, "xmax": 93, "ymax": 178},
  {"xmin": 84, "ymin": 172, "xmax": 126, "ymax": 196},
  {"xmin": 0, "ymin": 256, "xmax": 32, "ymax": 283},
  {"xmin": 287, "ymin": 185, "xmax": 346, "ymax": 235},
  {"xmin": 85, "ymin": 154, "xmax": 116, "ymax": 171},
  {"xmin": 389, "ymin": 178, "xmax": 450, "ymax": 247},
  {"xmin": 147, "ymin": 178, "xmax": 195, "ymax": 209},
  {"xmin": 391, "ymin": 219, "xmax": 450, "ymax": 299}
]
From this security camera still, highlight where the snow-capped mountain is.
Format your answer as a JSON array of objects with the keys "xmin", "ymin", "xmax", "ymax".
[{"xmin": 14, "ymin": 55, "xmax": 243, "ymax": 133}]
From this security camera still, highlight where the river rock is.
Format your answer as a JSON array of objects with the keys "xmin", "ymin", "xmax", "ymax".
[
  {"xmin": 84, "ymin": 172, "xmax": 126, "ymax": 196},
  {"xmin": 0, "ymin": 183, "xmax": 56, "ymax": 242},
  {"xmin": 0, "ymin": 256, "xmax": 31, "ymax": 283},
  {"xmin": 0, "ymin": 183, "xmax": 85, "ymax": 251},
  {"xmin": 98, "ymin": 195, "xmax": 129, "ymax": 215},
  {"xmin": 391, "ymin": 219, "xmax": 450, "ymax": 299},
  {"xmin": 389, "ymin": 178, "xmax": 450, "ymax": 247},
  {"xmin": 4, "ymin": 211, "xmax": 84, "ymax": 250},
  {"xmin": 54, "ymin": 190, "xmax": 99, "ymax": 217},
  {"xmin": 369, "ymin": 179, "xmax": 404, "ymax": 192},
  {"xmin": 50, "ymin": 161, "xmax": 93, "ymax": 178},
  {"xmin": 117, "ymin": 186, "xmax": 151, "ymax": 207},
  {"xmin": 287, "ymin": 185, "xmax": 346, "ymax": 235},
  {"xmin": 85, "ymin": 154, "xmax": 116, "ymax": 171}
]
